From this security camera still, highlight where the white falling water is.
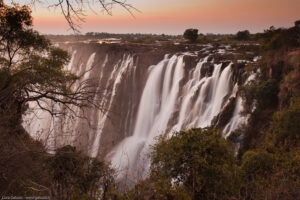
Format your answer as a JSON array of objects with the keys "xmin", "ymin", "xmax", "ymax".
[
  {"xmin": 89, "ymin": 55, "xmax": 135, "ymax": 157},
  {"xmin": 24, "ymin": 45, "xmax": 254, "ymax": 183},
  {"xmin": 223, "ymin": 73, "xmax": 257, "ymax": 138},
  {"xmin": 59, "ymin": 52, "xmax": 97, "ymax": 146},
  {"xmin": 82, "ymin": 53, "xmax": 96, "ymax": 80},
  {"xmin": 87, "ymin": 54, "xmax": 108, "ymax": 156},
  {"xmin": 66, "ymin": 50, "xmax": 77, "ymax": 71},
  {"xmin": 108, "ymin": 54, "xmax": 237, "ymax": 182}
]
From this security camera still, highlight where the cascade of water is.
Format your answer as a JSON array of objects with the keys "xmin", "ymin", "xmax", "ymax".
[
  {"xmin": 172, "ymin": 61, "xmax": 233, "ymax": 133},
  {"xmin": 196, "ymin": 63, "xmax": 233, "ymax": 127},
  {"xmin": 25, "ymin": 45, "xmax": 255, "ymax": 184},
  {"xmin": 173, "ymin": 57, "xmax": 209, "ymax": 131},
  {"xmin": 223, "ymin": 73, "xmax": 257, "ymax": 137},
  {"xmin": 66, "ymin": 50, "xmax": 77, "ymax": 71},
  {"xmin": 90, "ymin": 54, "xmax": 134, "ymax": 157},
  {"xmin": 109, "ymin": 54, "xmax": 237, "ymax": 182},
  {"xmin": 87, "ymin": 54, "xmax": 108, "ymax": 155},
  {"xmin": 63, "ymin": 53, "xmax": 96, "ymax": 130},
  {"xmin": 109, "ymin": 55, "xmax": 185, "ymax": 179},
  {"xmin": 82, "ymin": 53, "xmax": 96, "ymax": 80}
]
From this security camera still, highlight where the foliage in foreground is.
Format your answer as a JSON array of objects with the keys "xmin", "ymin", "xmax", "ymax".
[
  {"xmin": 0, "ymin": 1, "xmax": 97, "ymax": 131},
  {"xmin": 122, "ymin": 126, "xmax": 299, "ymax": 200},
  {"xmin": 48, "ymin": 145, "xmax": 117, "ymax": 200},
  {"xmin": 0, "ymin": 1, "xmax": 108, "ymax": 198},
  {"xmin": 150, "ymin": 128, "xmax": 238, "ymax": 200}
]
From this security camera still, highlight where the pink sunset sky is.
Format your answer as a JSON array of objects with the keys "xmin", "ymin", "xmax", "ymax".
[{"xmin": 23, "ymin": 0, "xmax": 300, "ymax": 34}]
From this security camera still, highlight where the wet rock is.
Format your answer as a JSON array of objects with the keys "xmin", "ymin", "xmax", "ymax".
[
  {"xmin": 183, "ymin": 56, "xmax": 198, "ymax": 71},
  {"xmin": 221, "ymin": 61, "xmax": 231, "ymax": 71},
  {"xmin": 207, "ymin": 55, "xmax": 214, "ymax": 62},
  {"xmin": 212, "ymin": 97, "xmax": 236, "ymax": 129},
  {"xmin": 200, "ymin": 62, "xmax": 214, "ymax": 78},
  {"xmin": 232, "ymin": 63, "xmax": 246, "ymax": 84}
]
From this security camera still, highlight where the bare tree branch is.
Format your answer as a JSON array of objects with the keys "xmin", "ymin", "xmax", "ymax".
[{"xmin": 47, "ymin": 0, "xmax": 140, "ymax": 32}]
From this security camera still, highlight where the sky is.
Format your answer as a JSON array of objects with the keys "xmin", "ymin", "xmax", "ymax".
[{"xmin": 13, "ymin": 0, "xmax": 300, "ymax": 35}]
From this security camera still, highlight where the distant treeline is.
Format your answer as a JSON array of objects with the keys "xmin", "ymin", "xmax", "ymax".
[
  {"xmin": 46, "ymin": 32, "xmax": 180, "ymax": 41},
  {"xmin": 45, "ymin": 32, "xmax": 235, "ymax": 43}
]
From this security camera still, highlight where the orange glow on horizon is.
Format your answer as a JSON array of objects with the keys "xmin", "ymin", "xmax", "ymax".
[{"xmin": 31, "ymin": 0, "xmax": 300, "ymax": 34}]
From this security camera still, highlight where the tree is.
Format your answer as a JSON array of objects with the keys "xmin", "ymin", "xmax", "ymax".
[
  {"xmin": 48, "ymin": 145, "xmax": 116, "ymax": 200},
  {"xmin": 0, "ymin": 2, "xmax": 106, "ymax": 195},
  {"xmin": 150, "ymin": 128, "xmax": 240, "ymax": 200},
  {"xmin": 236, "ymin": 30, "xmax": 250, "ymax": 40},
  {"xmin": 183, "ymin": 28, "xmax": 199, "ymax": 42},
  {"xmin": 272, "ymin": 97, "xmax": 300, "ymax": 146},
  {"xmin": 295, "ymin": 20, "xmax": 300, "ymax": 28},
  {"xmin": 0, "ymin": 1, "xmax": 101, "ymax": 129}
]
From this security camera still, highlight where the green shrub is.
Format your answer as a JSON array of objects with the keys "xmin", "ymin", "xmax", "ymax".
[
  {"xmin": 150, "ymin": 128, "xmax": 239, "ymax": 200},
  {"xmin": 240, "ymin": 79, "xmax": 279, "ymax": 113},
  {"xmin": 241, "ymin": 150, "xmax": 275, "ymax": 179},
  {"xmin": 48, "ymin": 145, "xmax": 115, "ymax": 200},
  {"xmin": 272, "ymin": 97, "xmax": 300, "ymax": 146},
  {"xmin": 255, "ymin": 79, "xmax": 279, "ymax": 109},
  {"xmin": 240, "ymin": 150, "xmax": 300, "ymax": 200}
]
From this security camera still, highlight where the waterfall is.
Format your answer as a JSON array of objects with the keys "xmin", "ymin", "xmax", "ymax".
[
  {"xmin": 89, "ymin": 54, "xmax": 134, "ymax": 157},
  {"xmin": 108, "ymin": 54, "xmax": 237, "ymax": 182},
  {"xmin": 223, "ymin": 73, "xmax": 257, "ymax": 138},
  {"xmin": 24, "ymin": 43, "xmax": 255, "ymax": 183},
  {"xmin": 108, "ymin": 55, "xmax": 186, "ymax": 180}
]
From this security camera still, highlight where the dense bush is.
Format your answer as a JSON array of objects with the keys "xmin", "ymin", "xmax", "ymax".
[
  {"xmin": 239, "ymin": 150, "xmax": 300, "ymax": 200},
  {"xmin": 149, "ymin": 128, "xmax": 239, "ymax": 200},
  {"xmin": 123, "ymin": 127, "xmax": 300, "ymax": 200},
  {"xmin": 0, "ymin": 128, "xmax": 50, "ymax": 196},
  {"xmin": 241, "ymin": 151, "xmax": 275, "ymax": 179},
  {"xmin": 255, "ymin": 79, "xmax": 279, "ymax": 109},
  {"xmin": 260, "ymin": 23, "xmax": 300, "ymax": 51},
  {"xmin": 272, "ymin": 97, "xmax": 300, "ymax": 146},
  {"xmin": 48, "ymin": 145, "xmax": 116, "ymax": 200},
  {"xmin": 183, "ymin": 28, "xmax": 199, "ymax": 42},
  {"xmin": 240, "ymin": 79, "xmax": 279, "ymax": 113},
  {"xmin": 236, "ymin": 30, "xmax": 250, "ymax": 40}
]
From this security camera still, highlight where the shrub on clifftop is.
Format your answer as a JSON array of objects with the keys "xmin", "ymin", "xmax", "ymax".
[{"xmin": 183, "ymin": 28, "xmax": 199, "ymax": 42}]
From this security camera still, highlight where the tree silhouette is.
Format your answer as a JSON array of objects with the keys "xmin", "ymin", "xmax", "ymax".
[
  {"xmin": 0, "ymin": 1, "xmax": 101, "ymax": 128},
  {"xmin": 184, "ymin": 28, "xmax": 199, "ymax": 43}
]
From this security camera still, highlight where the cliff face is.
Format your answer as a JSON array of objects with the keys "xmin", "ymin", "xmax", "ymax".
[
  {"xmin": 24, "ymin": 42, "xmax": 257, "ymax": 180},
  {"xmin": 59, "ymin": 43, "xmax": 164, "ymax": 158},
  {"xmin": 55, "ymin": 43, "xmax": 207, "ymax": 157}
]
